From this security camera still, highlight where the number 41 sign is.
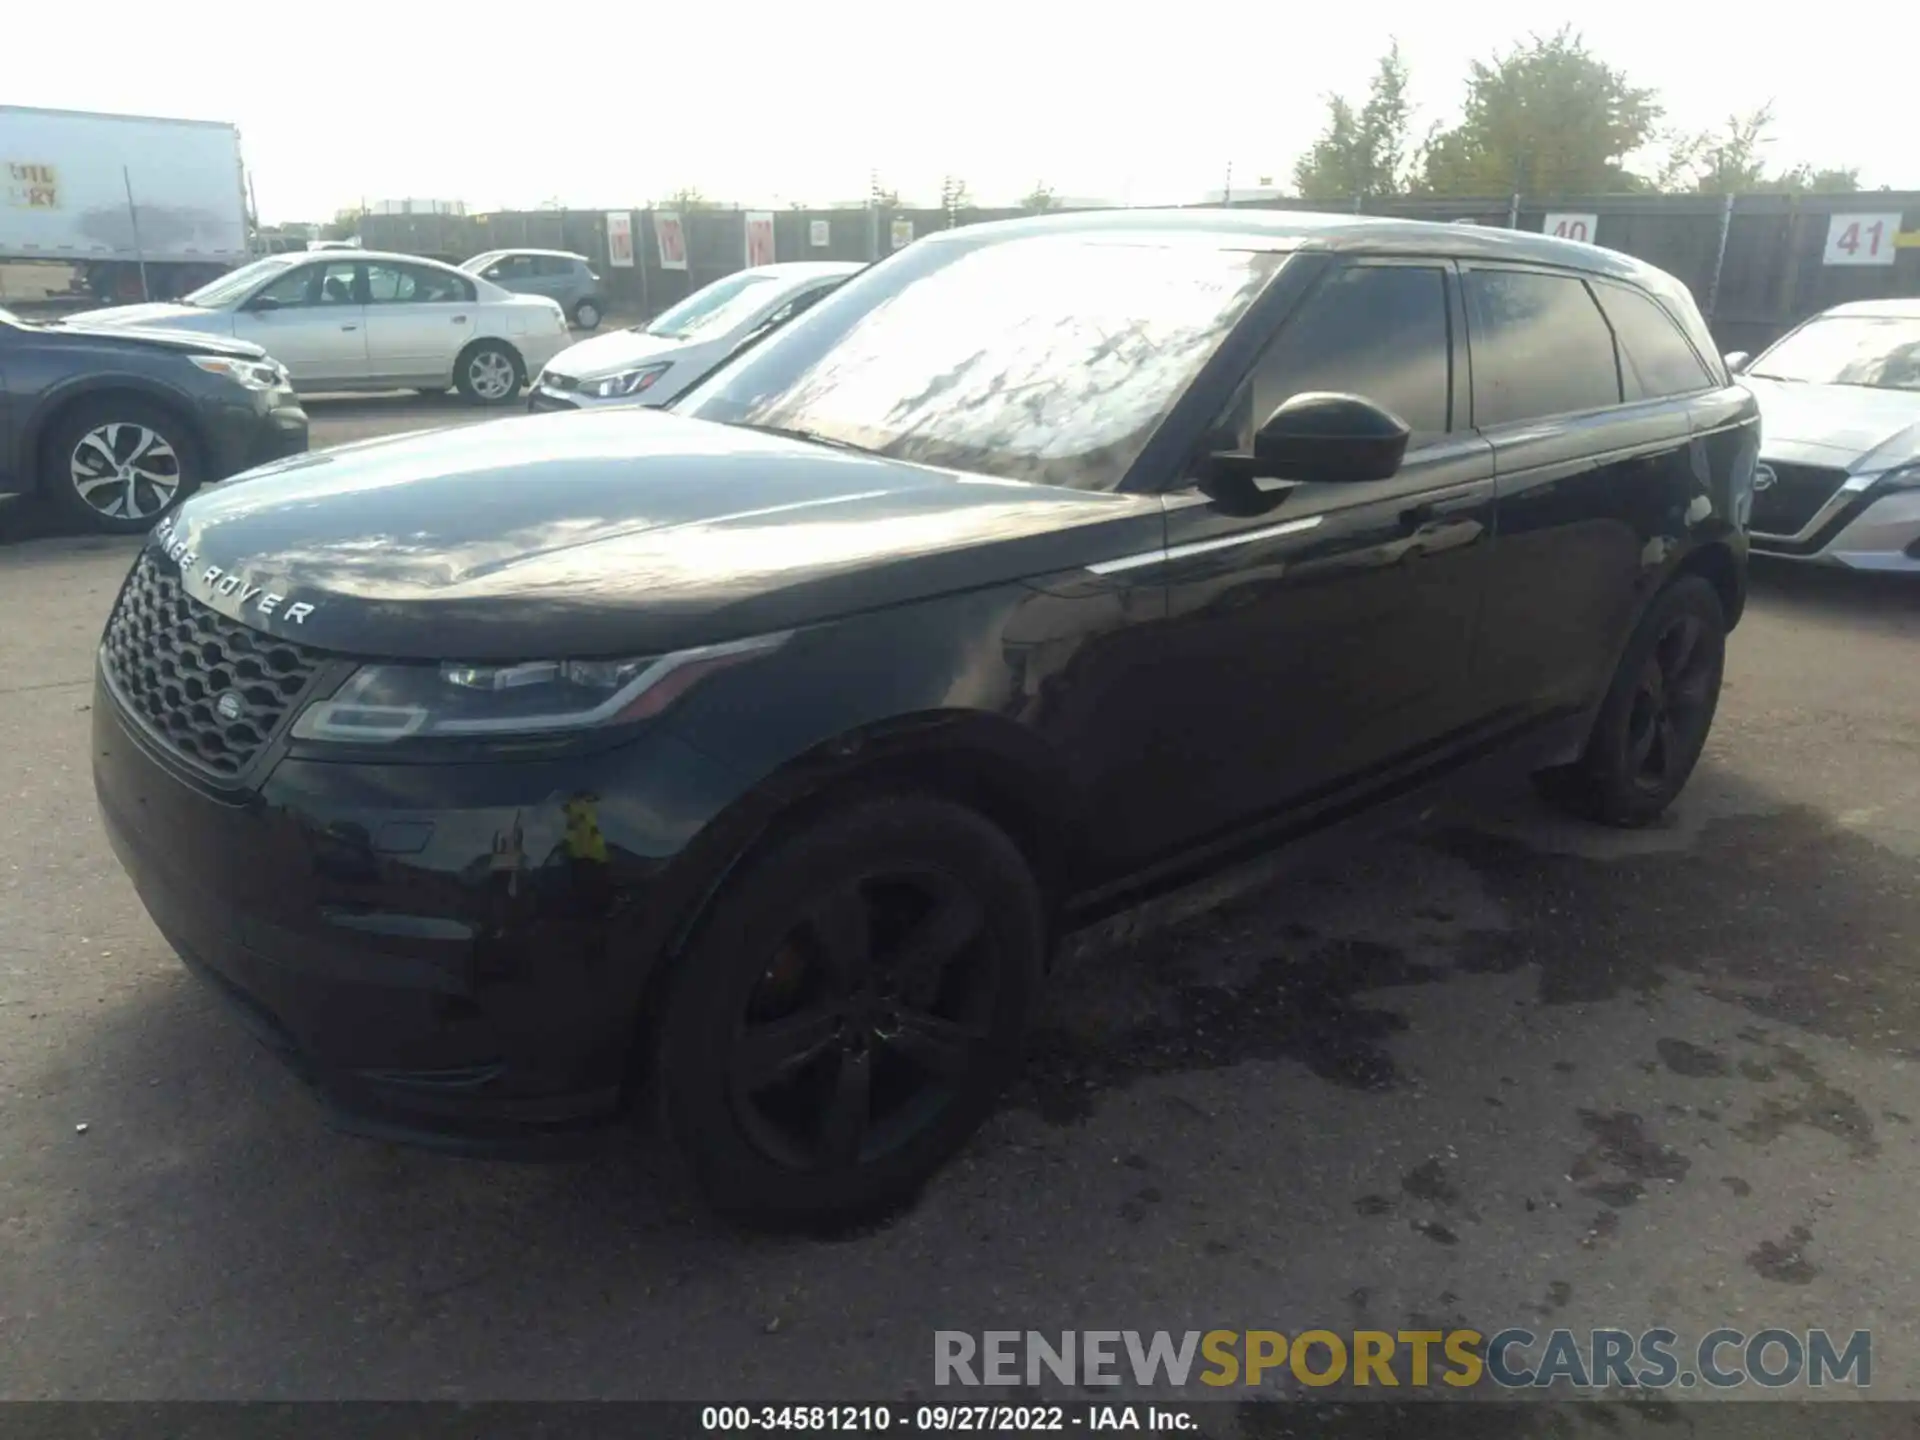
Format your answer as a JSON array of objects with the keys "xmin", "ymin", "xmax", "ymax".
[{"xmin": 1823, "ymin": 213, "xmax": 1902, "ymax": 266}]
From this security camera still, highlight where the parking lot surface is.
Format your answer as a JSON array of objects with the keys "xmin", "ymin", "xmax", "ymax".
[{"xmin": 2, "ymin": 398, "xmax": 1918, "ymax": 1416}]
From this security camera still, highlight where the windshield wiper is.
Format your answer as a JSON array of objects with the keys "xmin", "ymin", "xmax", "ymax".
[{"xmin": 733, "ymin": 421, "xmax": 869, "ymax": 453}]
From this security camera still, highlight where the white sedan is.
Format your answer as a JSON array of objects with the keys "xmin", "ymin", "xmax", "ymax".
[
  {"xmin": 68, "ymin": 250, "xmax": 574, "ymax": 405},
  {"xmin": 528, "ymin": 261, "xmax": 863, "ymax": 412}
]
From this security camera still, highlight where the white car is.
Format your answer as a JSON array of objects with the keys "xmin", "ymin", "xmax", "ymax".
[
  {"xmin": 1730, "ymin": 299, "xmax": 1920, "ymax": 572},
  {"xmin": 528, "ymin": 261, "xmax": 863, "ymax": 412},
  {"xmin": 67, "ymin": 250, "xmax": 573, "ymax": 405}
]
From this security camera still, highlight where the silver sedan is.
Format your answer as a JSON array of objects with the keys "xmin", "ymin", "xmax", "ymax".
[{"xmin": 68, "ymin": 250, "xmax": 575, "ymax": 405}]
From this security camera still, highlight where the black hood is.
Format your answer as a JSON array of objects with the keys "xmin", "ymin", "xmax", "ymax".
[
  {"xmin": 154, "ymin": 409, "xmax": 1164, "ymax": 661},
  {"xmin": 50, "ymin": 318, "xmax": 268, "ymax": 362}
]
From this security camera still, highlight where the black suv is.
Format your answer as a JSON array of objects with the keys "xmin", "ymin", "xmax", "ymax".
[
  {"xmin": 1, "ymin": 304, "xmax": 308, "ymax": 533},
  {"xmin": 92, "ymin": 211, "xmax": 1753, "ymax": 1225}
]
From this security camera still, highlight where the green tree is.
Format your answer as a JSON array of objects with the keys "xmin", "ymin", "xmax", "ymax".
[
  {"xmin": 1021, "ymin": 182, "xmax": 1059, "ymax": 212},
  {"xmin": 1419, "ymin": 28, "xmax": 1661, "ymax": 196},
  {"xmin": 1771, "ymin": 164, "xmax": 1861, "ymax": 194},
  {"xmin": 1293, "ymin": 41, "xmax": 1414, "ymax": 202},
  {"xmin": 1666, "ymin": 105, "xmax": 1862, "ymax": 194}
]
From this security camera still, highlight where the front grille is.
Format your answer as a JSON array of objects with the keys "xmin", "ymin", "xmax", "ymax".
[
  {"xmin": 1750, "ymin": 462, "xmax": 1850, "ymax": 538},
  {"xmin": 101, "ymin": 551, "xmax": 329, "ymax": 777}
]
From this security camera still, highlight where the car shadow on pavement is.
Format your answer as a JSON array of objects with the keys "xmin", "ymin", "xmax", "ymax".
[
  {"xmin": 1746, "ymin": 555, "xmax": 1920, "ymax": 629},
  {"xmin": 14, "ymin": 764, "xmax": 1920, "ymax": 1400}
]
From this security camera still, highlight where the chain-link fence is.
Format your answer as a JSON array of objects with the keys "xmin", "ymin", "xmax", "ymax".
[{"xmin": 359, "ymin": 192, "xmax": 1920, "ymax": 350}]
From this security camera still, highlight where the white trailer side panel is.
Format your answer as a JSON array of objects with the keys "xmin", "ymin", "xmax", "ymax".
[{"xmin": 0, "ymin": 106, "xmax": 248, "ymax": 264}]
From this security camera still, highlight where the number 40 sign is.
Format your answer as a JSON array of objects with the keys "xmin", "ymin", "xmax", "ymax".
[{"xmin": 1823, "ymin": 213, "xmax": 1902, "ymax": 266}]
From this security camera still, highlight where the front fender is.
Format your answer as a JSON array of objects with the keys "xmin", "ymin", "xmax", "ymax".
[{"xmin": 19, "ymin": 371, "xmax": 208, "ymax": 492}]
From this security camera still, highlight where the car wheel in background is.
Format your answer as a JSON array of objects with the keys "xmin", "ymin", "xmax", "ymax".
[
  {"xmin": 1534, "ymin": 574, "xmax": 1726, "ymax": 828},
  {"xmin": 454, "ymin": 342, "xmax": 524, "ymax": 406},
  {"xmin": 43, "ymin": 396, "xmax": 201, "ymax": 535},
  {"xmin": 572, "ymin": 299, "xmax": 603, "ymax": 331},
  {"xmin": 654, "ymin": 794, "xmax": 1044, "ymax": 1229}
]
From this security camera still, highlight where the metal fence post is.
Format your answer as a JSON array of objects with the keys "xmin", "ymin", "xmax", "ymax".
[
  {"xmin": 122, "ymin": 167, "xmax": 151, "ymax": 302},
  {"xmin": 1772, "ymin": 195, "xmax": 1806, "ymax": 337},
  {"xmin": 1704, "ymin": 191, "xmax": 1736, "ymax": 321},
  {"xmin": 1507, "ymin": 192, "xmax": 1520, "ymax": 229}
]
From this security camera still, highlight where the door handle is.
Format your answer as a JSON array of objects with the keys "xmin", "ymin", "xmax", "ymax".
[
  {"xmin": 340, "ymin": 324, "xmax": 358, "ymax": 332},
  {"xmin": 451, "ymin": 315, "xmax": 469, "ymax": 324},
  {"xmin": 1399, "ymin": 501, "xmax": 1437, "ymax": 531}
]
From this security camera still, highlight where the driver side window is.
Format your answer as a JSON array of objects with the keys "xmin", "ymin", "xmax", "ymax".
[
  {"xmin": 1212, "ymin": 263, "xmax": 1453, "ymax": 452},
  {"xmin": 255, "ymin": 264, "xmax": 324, "ymax": 308}
]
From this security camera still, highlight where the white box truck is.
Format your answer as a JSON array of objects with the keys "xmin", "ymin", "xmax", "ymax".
[{"xmin": 1, "ymin": 105, "xmax": 249, "ymax": 303}]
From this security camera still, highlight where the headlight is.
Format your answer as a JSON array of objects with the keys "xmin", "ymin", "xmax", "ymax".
[
  {"xmin": 584, "ymin": 363, "xmax": 671, "ymax": 399},
  {"xmin": 191, "ymin": 354, "xmax": 287, "ymax": 390},
  {"xmin": 290, "ymin": 631, "xmax": 789, "ymax": 744}
]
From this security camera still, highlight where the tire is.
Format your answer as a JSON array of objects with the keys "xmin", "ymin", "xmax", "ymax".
[
  {"xmin": 42, "ymin": 396, "xmax": 201, "ymax": 535},
  {"xmin": 572, "ymin": 298, "xmax": 603, "ymax": 331},
  {"xmin": 1533, "ymin": 575, "xmax": 1726, "ymax": 828},
  {"xmin": 654, "ymin": 794, "xmax": 1044, "ymax": 1229},
  {"xmin": 453, "ymin": 341, "xmax": 523, "ymax": 406}
]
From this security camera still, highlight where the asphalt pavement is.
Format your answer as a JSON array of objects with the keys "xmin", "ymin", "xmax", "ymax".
[{"xmin": 1, "ymin": 398, "xmax": 1918, "ymax": 1426}]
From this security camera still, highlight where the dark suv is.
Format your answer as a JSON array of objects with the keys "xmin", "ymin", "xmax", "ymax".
[
  {"xmin": 92, "ymin": 211, "xmax": 1753, "ymax": 1226},
  {"xmin": 1, "ymin": 304, "xmax": 309, "ymax": 533}
]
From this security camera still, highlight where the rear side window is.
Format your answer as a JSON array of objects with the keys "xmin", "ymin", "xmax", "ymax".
[
  {"xmin": 536, "ymin": 255, "xmax": 580, "ymax": 277},
  {"xmin": 1594, "ymin": 283, "xmax": 1715, "ymax": 399},
  {"xmin": 1244, "ymin": 264, "xmax": 1452, "ymax": 438},
  {"xmin": 1465, "ymin": 269, "xmax": 1621, "ymax": 426}
]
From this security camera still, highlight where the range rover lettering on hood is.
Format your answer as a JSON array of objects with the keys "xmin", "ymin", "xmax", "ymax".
[{"xmin": 152, "ymin": 516, "xmax": 318, "ymax": 625}]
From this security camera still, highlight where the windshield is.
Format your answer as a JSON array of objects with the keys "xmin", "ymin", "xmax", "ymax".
[
  {"xmin": 645, "ymin": 272, "xmax": 779, "ymax": 339},
  {"xmin": 678, "ymin": 236, "xmax": 1279, "ymax": 492},
  {"xmin": 184, "ymin": 255, "xmax": 300, "ymax": 308},
  {"xmin": 1750, "ymin": 316, "xmax": 1920, "ymax": 391}
]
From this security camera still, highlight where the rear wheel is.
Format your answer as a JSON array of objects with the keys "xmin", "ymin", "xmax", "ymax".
[
  {"xmin": 43, "ymin": 396, "xmax": 201, "ymax": 534},
  {"xmin": 454, "ymin": 341, "xmax": 523, "ymax": 405},
  {"xmin": 654, "ymin": 794, "xmax": 1043, "ymax": 1229},
  {"xmin": 572, "ymin": 298, "xmax": 603, "ymax": 330},
  {"xmin": 1534, "ymin": 575, "xmax": 1726, "ymax": 827}
]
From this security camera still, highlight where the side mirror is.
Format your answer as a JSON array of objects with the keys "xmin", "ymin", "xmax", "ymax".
[
  {"xmin": 1237, "ymin": 392, "xmax": 1410, "ymax": 484},
  {"xmin": 1723, "ymin": 351, "xmax": 1751, "ymax": 375},
  {"xmin": 243, "ymin": 295, "xmax": 281, "ymax": 313}
]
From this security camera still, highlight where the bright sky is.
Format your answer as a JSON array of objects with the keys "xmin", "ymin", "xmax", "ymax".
[{"xmin": 8, "ymin": 1, "xmax": 1904, "ymax": 223}]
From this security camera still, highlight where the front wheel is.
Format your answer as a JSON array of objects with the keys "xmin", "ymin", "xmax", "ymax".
[
  {"xmin": 572, "ymin": 298, "xmax": 603, "ymax": 331},
  {"xmin": 1534, "ymin": 575, "xmax": 1727, "ymax": 828},
  {"xmin": 43, "ymin": 397, "xmax": 201, "ymax": 534},
  {"xmin": 654, "ymin": 794, "xmax": 1044, "ymax": 1229},
  {"xmin": 454, "ymin": 342, "xmax": 523, "ymax": 406}
]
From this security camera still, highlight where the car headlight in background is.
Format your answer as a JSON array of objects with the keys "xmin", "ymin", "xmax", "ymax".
[
  {"xmin": 584, "ymin": 363, "xmax": 671, "ymax": 399},
  {"xmin": 191, "ymin": 355, "xmax": 288, "ymax": 390},
  {"xmin": 290, "ymin": 631, "xmax": 791, "ymax": 743}
]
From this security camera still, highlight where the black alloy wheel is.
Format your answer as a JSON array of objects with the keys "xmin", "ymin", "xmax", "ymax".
[
  {"xmin": 655, "ymin": 795, "xmax": 1043, "ymax": 1228},
  {"xmin": 1535, "ymin": 574, "xmax": 1727, "ymax": 827},
  {"xmin": 1622, "ymin": 608, "xmax": 1718, "ymax": 797}
]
